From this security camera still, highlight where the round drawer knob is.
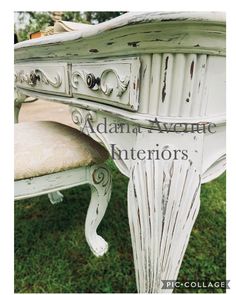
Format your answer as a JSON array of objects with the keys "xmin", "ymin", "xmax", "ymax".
[
  {"xmin": 86, "ymin": 73, "xmax": 100, "ymax": 89},
  {"xmin": 29, "ymin": 71, "xmax": 40, "ymax": 86}
]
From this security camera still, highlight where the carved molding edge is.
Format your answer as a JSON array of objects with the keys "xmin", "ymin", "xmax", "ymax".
[
  {"xmin": 14, "ymin": 69, "xmax": 62, "ymax": 88},
  {"xmin": 71, "ymin": 68, "xmax": 130, "ymax": 98}
]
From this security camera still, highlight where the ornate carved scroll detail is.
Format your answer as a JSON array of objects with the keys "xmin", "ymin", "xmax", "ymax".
[
  {"xmin": 71, "ymin": 107, "xmax": 97, "ymax": 134},
  {"xmin": 100, "ymin": 69, "xmax": 129, "ymax": 97},
  {"xmin": 14, "ymin": 71, "xmax": 30, "ymax": 84},
  {"xmin": 71, "ymin": 68, "xmax": 130, "ymax": 98},
  {"xmin": 71, "ymin": 70, "xmax": 93, "ymax": 89},
  {"xmin": 14, "ymin": 69, "xmax": 62, "ymax": 88},
  {"xmin": 91, "ymin": 165, "xmax": 112, "ymax": 199}
]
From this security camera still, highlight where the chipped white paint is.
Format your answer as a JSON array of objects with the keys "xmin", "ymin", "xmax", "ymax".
[
  {"xmin": 147, "ymin": 53, "xmax": 208, "ymax": 116},
  {"xmin": 14, "ymin": 164, "xmax": 112, "ymax": 257},
  {"xmin": 139, "ymin": 53, "xmax": 225, "ymax": 118},
  {"xmin": 128, "ymin": 158, "xmax": 201, "ymax": 292},
  {"xmin": 14, "ymin": 12, "xmax": 226, "ymax": 293},
  {"xmin": 86, "ymin": 165, "xmax": 112, "ymax": 256},
  {"xmin": 15, "ymin": 12, "xmax": 226, "ymax": 60}
]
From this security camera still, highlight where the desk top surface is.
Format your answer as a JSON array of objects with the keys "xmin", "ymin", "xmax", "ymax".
[{"xmin": 15, "ymin": 11, "xmax": 226, "ymax": 59}]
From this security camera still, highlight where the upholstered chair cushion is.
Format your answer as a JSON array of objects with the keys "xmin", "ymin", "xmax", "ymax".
[{"xmin": 15, "ymin": 121, "xmax": 109, "ymax": 180}]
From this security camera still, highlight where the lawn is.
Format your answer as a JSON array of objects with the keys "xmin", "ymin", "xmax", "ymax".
[{"xmin": 15, "ymin": 160, "xmax": 226, "ymax": 293}]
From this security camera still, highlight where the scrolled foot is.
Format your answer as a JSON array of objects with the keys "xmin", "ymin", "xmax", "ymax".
[{"xmin": 89, "ymin": 234, "xmax": 109, "ymax": 257}]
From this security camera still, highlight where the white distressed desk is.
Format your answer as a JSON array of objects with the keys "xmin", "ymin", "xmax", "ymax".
[{"xmin": 14, "ymin": 12, "xmax": 226, "ymax": 293}]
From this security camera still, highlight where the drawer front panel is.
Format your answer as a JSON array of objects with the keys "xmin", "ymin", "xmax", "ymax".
[
  {"xmin": 14, "ymin": 63, "xmax": 70, "ymax": 96},
  {"xmin": 71, "ymin": 57, "xmax": 140, "ymax": 111}
]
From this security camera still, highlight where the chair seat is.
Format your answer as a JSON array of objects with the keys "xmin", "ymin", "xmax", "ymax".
[{"xmin": 15, "ymin": 121, "xmax": 109, "ymax": 180}]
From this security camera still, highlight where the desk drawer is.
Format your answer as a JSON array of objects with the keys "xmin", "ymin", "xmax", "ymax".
[
  {"xmin": 71, "ymin": 57, "xmax": 140, "ymax": 111},
  {"xmin": 14, "ymin": 63, "xmax": 70, "ymax": 96}
]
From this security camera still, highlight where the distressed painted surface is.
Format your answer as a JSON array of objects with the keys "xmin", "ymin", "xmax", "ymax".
[
  {"xmin": 14, "ymin": 11, "xmax": 226, "ymax": 293},
  {"xmin": 85, "ymin": 165, "xmax": 112, "ymax": 256},
  {"xmin": 15, "ymin": 12, "xmax": 225, "ymax": 61},
  {"xmin": 16, "ymin": 87, "xmax": 226, "ymax": 129},
  {"xmin": 71, "ymin": 57, "xmax": 140, "ymax": 110},
  {"xmin": 14, "ymin": 63, "xmax": 71, "ymax": 96},
  {"xmin": 14, "ymin": 53, "xmax": 226, "ymax": 121},
  {"xmin": 68, "ymin": 106, "xmax": 225, "ymax": 293},
  {"xmin": 137, "ymin": 54, "xmax": 226, "ymax": 119},
  {"xmin": 128, "ymin": 158, "xmax": 201, "ymax": 292}
]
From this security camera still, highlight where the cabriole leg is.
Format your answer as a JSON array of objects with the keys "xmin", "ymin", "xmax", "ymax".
[
  {"xmin": 85, "ymin": 164, "xmax": 112, "ymax": 257},
  {"xmin": 128, "ymin": 158, "xmax": 201, "ymax": 293}
]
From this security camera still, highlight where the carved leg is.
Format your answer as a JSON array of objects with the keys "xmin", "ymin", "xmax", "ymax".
[
  {"xmin": 48, "ymin": 191, "xmax": 64, "ymax": 204},
  {"xmin": 14, "ymin": 100, "xmax": 22, "ymax": 123},
  {"xmin": 85, "ymin": 164, "xmax": 112, "ymax": 257},
  {"xmin": 14, "ymin": 90, "xmax": 27, "ymax": 123},
  {"xmin": 128, "ymin": 158, "xmax": 201, "ymax": 293}
]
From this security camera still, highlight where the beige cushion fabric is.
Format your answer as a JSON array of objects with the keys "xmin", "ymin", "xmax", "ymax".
[
  {"xmin": 54, "ymin": 21, "xmax": 93, "ymax": 33},
  {"xmin": 15, "ymin": 121, "xmax": 109, "ymax": 180},
  {"xmin": 44, "ymin": 21, "xmax": 93, "ymax": 36}
]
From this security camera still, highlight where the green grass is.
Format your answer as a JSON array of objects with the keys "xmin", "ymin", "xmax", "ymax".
[{"xmin": 15, "ymin": 161, "xmax": 226, "ymax": 293}]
